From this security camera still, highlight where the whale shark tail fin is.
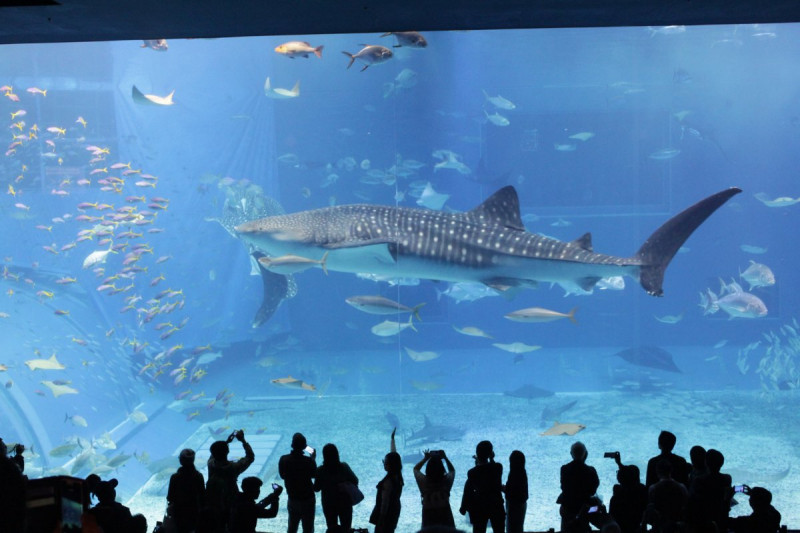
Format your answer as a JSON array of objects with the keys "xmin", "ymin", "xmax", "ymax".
[{"xmin": 635, "ymin": 187, "xmax": 741, "ymax": 296}]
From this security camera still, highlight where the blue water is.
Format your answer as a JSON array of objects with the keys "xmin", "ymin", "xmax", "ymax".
[{"xmin": 1, "ymin": 24, "xmax": 799, "ymax": 530}]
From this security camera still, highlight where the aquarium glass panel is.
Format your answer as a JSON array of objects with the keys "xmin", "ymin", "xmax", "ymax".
[{"xmin": 0, "ymin": 24, "xmax": 798, "ymax": 531}]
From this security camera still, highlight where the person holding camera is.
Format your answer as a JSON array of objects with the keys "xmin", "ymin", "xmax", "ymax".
[
  {"xmin": 604, "ymin": 452, "xmax": 647, "ymax": 533},
  {"xmin": 229, "ymin": 477, "xmax": 283, "ymax": 533},
  {"xmin": 413, "ymin": 448, "xmax": 456, "ymax": 529},
  {"xmin": 206, "ymin": 429, "xmax": 255, "ymax": 533},
  {"xmin": 279, "ymin": 433, "xmax": 317, "ymax": 533},
  {"xmin": 728, "ymin": 485, "xmax": 781, "ymax": 533},
  {"xmin": 370, "ymin": 428, "xmax": 404, "ymax": 533}
]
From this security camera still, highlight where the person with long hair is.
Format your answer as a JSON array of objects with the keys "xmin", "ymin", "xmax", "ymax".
[
  {"xmin": 413, "ymin": 449, "xmax": 456, "ymax": 529},
  {"xmin": 370, "ymin": 428, "xmax": 404, "ymax": 533},
  {"xmin": 503, "ymin": 450, "xmax": 528, "ymax": 533},
  {"xmin": 314, "ymin": 443, "xmax": 359, "ymax": 533}
]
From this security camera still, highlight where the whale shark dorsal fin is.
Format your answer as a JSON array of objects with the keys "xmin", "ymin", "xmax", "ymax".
[
  {"xmin": 572, "ymin": 232, "xmax": 593, "ymax": 252},
  {"xmin": 468, "ymin": 186, "xmax": 524, "ymax": 231}
]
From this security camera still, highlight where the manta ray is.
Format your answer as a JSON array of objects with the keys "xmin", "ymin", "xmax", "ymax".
[{"xmin": 236, "ymin": 186, "xmax": 740, "ymax": 321}]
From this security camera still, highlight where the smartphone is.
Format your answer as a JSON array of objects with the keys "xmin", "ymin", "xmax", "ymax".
[
  {"xmin": 734, "ymin": 485, "xmax": 745, "ymax": 493},
  {"xmin": 272, "ymin": 483, "xmax": 280, "ymax": 490},
  {"xmin": 588, "ymin": 505, "xmax": 599, "ymax": 513},
  {"xmin": 304, "ymin": 445, "xmax": 314, "ymax": 455}
]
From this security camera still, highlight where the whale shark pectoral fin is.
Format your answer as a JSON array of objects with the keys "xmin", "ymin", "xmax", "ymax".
[
  {"xmin": 483, "ymin": 278, "xmax": 530, "ymax": 300},
  {"xmin": 249, "ymin": 254, "xmax": 261, "ymax": 276},
  {"xmin": 252, "ymin": 251, "xmax": 290, "ymax": 328}
]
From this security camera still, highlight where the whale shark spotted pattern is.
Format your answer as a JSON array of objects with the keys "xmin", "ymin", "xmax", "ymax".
[{"xmin": 236, "ymin": 186, "xmax": 741, "ymax": 311}]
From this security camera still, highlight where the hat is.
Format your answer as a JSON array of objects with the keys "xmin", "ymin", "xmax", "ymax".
[
  {"xmin": 291, "ymin": 433, "xmax": 307, "ymax": 451},
  {"xmin": 94, "ymin": 478, "xmax": 118, "ymax": 503}
]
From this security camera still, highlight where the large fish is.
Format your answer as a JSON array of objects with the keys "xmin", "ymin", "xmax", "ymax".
[
  {"xmin": 407, "ymin": 415, "xmax": 465, "ymax": 444},
  {"xmin": 236, "ymin": 186, "xmax": 741, "ymax": 321},
  {"xmin": 614, "ymin": 346, "xmax": 682, "ymax": 373}
]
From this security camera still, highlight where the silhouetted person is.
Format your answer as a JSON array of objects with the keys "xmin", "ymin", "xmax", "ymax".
[
  {"xmin": 688, "ymin": 448, "xmax": 732, "ymax": 531},
  {"xmin": 229, "ymin": 477, "xmax": 282, "ymax": 533},
  {"xmin": 687, "ymin": 445, "xmax": 707, "ymax": 485},
  {"xmin": 131, "ymin": 513, "xmax": 148, "ymax": 533},
  {"xmin": 502, "ymin": 450, "xmax": 527, "ymax": 533},
  {"xmin": 167, "ymin": 448, "xmax": 206, "ymax": 533},
  {"xmin": 279, "ymin": 432, "xmax": 317, "ymax": 533},
  {"xmin": 206, "ymin": 429, "xmax": 255, "ymax": 533},
  {"xmin": 728, "ymin": 486, "xmax": 781, "ymax": 533},
  {"xmin": 370, "ymin": 428, "xmax": 404, "ymax": 533},
  {"xmin": 645, "ymin": 460, "xmax": 687, "ymax": 532},
  {"xmin": 609, "ymin": 464, "xmax": 647, "ymax": 533},
  {"xmin": 88, "ymin": 478, "xmax": 133, "ymax": 533},
  {"xmin": 414, "ymin": 449, "xmax": 456, "ymax": 529},
  {"xmin": 86, "ymin": 473, "xmax": 101, "ymax": 506},
  {"xmin": 195, "ymin": 506, "xmax": 219, "ymax": 533},
  {"xmin": 0, "ymin": 439, "xmax": 26, "ymax": 533},
  {"xmin": 645, "ymin": 431, "xmax": 688, "ymax": 488},
  {"xmin": 0, "ymin": 439, "xmax": 24, "ymax": 474},
  {"xmin": 314, "ymin": 442, "xmax": 359, "ymax": 533},
  {"xmin": 558, "ymin": 441, "xmax": 599, "ymax": 533},
  {"xmin": 460, "ymin": 440, "xmax": 505, "ymax": 533}
]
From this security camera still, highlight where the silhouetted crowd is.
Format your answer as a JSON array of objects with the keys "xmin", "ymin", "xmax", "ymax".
[{"xmin": 0, "ymin": 429, "xmax": 785, "ymax": 533}]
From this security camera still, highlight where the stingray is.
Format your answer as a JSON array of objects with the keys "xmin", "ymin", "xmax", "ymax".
[
  {"xmin": 540, "ymin": 422, "xmax": 585, "ymax": 436},
  {"xmin": 614, "ymin": 346, "xmax": 682, "ymax": 373},
  {"xmin": 503, "ymin": 384, "xmax": 555, "ymax": 399}
]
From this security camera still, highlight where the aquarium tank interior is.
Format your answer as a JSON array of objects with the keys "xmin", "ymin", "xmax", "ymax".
[{"xmin": 2, "ymin": 16, "xmax": 800, "ymax": 532}]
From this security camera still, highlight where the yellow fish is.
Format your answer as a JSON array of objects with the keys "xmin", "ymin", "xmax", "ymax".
[
  {"xmin": 41, "ymin": 380, "xmax": 78, "ymax": 397},
  {"xmin": 540, "ymin": 421, "xmax": 585, "ymax": 436},
  {"xmin": 25, "ymin": 353, "xmax": 65, "ymax": 371}
]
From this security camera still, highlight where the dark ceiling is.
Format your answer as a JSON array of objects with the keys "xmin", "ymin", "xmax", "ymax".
[{"xmin": 1, "ymin": 0, "xmax": 800, "ymax": 45}]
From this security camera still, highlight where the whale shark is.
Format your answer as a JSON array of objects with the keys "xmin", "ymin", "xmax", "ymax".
[{"xmin": 236, "ymin": 186, "xmax": 740, "ymax": 307}]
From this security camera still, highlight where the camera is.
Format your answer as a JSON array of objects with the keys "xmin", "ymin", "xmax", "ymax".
[
  {"xmin": 429, "ymin": 450, "xmax": 443, "ymax": 458},
  {"xmin": 588, "ymin": 505, "xmax": 600, "ymax": 513},
  {"xmin": 734, "ymin": 485, "xmax": 746, "ymax": 493},
  {"xmin": 603, "ymin": 451, "xmax": 620, "ymax": 459},
  {"xmin": 272, "ymin": 483, "xmax": 281, "ymax": 491},
  {"xmin": 304, "ymin": 445, "xmax": 315, "ymax": 455}
]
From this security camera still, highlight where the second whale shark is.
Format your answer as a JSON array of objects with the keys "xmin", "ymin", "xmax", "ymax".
[{"xmin": 236, "ymin": 186, "xmax": 740, "ymax": 303}]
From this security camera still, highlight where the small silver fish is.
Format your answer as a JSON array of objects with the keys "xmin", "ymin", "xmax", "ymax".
[
  {"xmin": 380, "ymin": 31, "xmax": 427, "ymax": 48},
  {"xmin": 342, "ymin": 45, "xmax": 393, "ymax": 71}
]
